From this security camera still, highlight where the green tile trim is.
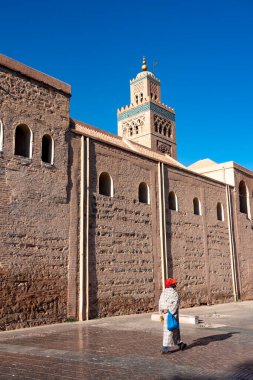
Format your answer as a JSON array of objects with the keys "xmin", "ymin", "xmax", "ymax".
[{"xmin": 118, "ymin": 102, "xmax": 175, "ymax": 122}]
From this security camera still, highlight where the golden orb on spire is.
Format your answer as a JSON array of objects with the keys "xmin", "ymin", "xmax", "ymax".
[{"xmin": 141, "ymin": 56, "xmax": 148, "ymax": 71}]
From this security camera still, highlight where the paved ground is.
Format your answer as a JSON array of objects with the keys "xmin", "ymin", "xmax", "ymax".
[{"xmin": 0, "ymin": 301, "xmax": 253, "ymax": 379}]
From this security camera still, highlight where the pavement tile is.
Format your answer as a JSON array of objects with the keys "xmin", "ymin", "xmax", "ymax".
[{"xmin": 0, "ymin": 302, "xmax": 253, "ymax": 379}]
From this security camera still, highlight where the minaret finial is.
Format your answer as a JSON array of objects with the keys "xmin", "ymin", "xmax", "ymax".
[{"xmin": 141, "ymin": 56, "xmax": 148, "ymax": 71}]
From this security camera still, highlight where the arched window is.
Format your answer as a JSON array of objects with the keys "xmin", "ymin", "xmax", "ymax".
[
  {"xmin": 168, "ymin": 126, "xmax": 172, "ymax": 138},
  {"xmin": 99, "ymin": 172, "xmax": 113, "ymax": 197},
  {"xmin": 168, "ymin": 191, "xmax": 178, "ymax": 211},
  {"xmin": 41, "ymin": 134, "xmax": 54, "ymax": 164},
  {"xmin": 239, "ymin": 181, "xmax": 248, "ymax": 214},
  {"xmin": 193, "ymin": 197, "xmax": 201, "ymax": 215},
  {"xmin": 14, "ymin": 124, "xmax": 32, "ymax": 158},
  {"xmin": 217, "ymin": 202, "xmax": 224, "ymax": 221},
  {"xmin": 0, "ymin": 119, "xmax": 3, "ymax": 151},
  {"xmin": 139, "ymin": 182, "xmax": 149, "ymax": 204}
]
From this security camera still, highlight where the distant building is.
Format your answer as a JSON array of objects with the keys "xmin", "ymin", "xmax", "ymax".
[{"xmin": 0, "ymin": 55, "xmax": 252, "ymax": 330}]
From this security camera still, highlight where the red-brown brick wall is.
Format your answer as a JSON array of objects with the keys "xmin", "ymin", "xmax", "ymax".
[
  {"xmin": 164, "ymin": 167, "xmax": 234, "ymax": 306},
  {"xmin": 87, "ymin": 140, "xmax": 160, "ymax": 317},
  {"xmin": 1, "ymin": 61, "xmax": 252, "ymax": 331},
  {"xmin": 0, "ymin": 65, "xmax": 70, "ymax": 330}
]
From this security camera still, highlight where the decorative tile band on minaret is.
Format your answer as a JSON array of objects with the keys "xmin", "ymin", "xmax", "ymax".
[
  {"xmin": 118, "ymin": 103, "xmax": 175, "ymax": 122},
  {"xmin": 117, "ymin": 57, "xmax": 177, "ymax": 159}
]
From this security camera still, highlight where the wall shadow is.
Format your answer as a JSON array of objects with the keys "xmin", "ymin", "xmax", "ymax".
[
  {"xmin": 66, "ymin": 125, "xmax": 74, "ymax": 204},
  {"xmin": 85, "ymin": 139, "xmax": 98, "ymax": 319},
  {"xmin": 164, "ymin": 165, "xmax": 173, "ymax": 278}
]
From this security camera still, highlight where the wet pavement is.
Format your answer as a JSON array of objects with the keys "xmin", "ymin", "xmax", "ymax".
[{"xmin": 0, "ymin": 301, "xmax": 253, "ymax": 379}]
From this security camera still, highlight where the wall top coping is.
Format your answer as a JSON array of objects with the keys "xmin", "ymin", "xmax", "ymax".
[
  {"xmin": 72, "ymin": 118, "xmax": 184, "ymax": 169},
  {"xmin": 0, "ymin": 54, "xmax": 71, "ymax": 95},
  {"xmin": 71, "ymin": 119, "xmax": 236, "ymax": 187},
  {"xmin": 189, "ymin": 159, "xmax": 253, "ymax": 178}
]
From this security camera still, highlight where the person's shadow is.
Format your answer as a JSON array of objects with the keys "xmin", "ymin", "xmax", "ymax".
[
  {"xmin": 168, "ymin": 332, "xmax": 240, "ymax": 353},
  {"xmin": 186, "ymin": 331, "xmax": 240, "ymax": 349}
]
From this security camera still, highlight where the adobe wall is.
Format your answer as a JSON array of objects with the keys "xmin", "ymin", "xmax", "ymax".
[
  {"xmin": 71, "ymin": 136, "xmax": 236, "ymax": 319},
  {"xmin": 164, "ymin": 167, "xmax": 234, "ymax": 307},
  {"xmin": 233, "ymin": 170, "xmax": 253, "ymax": 300},
  {"xmin": 87, "ymin": 139, "xmax": 161, "ymax": 318},
  {"xmin": 0, "ymin": 64, "xmax": 70, "ymax": 330}
]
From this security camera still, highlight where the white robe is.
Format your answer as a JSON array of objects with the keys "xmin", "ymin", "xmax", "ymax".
[{"xmin": 159, "ymin": 287, "xmax": 181, "ymax": 348}]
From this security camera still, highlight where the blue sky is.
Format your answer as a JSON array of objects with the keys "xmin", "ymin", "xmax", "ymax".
[{"xmin": 1, "ymin": 0, "xmax": 253, "ymax": 168}]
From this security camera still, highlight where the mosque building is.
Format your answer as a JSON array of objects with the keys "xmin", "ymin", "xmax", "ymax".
[{"xmin": 0, "ymin": 54, "xmax": 252, "ymax": 330}]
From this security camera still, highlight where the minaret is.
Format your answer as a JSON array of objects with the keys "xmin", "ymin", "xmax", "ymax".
[{"xmin": 117, "ymin": 57, "xmax": 177, "ymax": 159}]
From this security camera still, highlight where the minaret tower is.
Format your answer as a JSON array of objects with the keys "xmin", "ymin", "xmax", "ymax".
[{"xmin": 117, "ymin": 57, "xmax": 177, "ymax": 159}]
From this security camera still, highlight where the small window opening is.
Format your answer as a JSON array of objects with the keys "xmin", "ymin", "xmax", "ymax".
[
  {"xmin": 168, "ymin": 126, "xmax": 172, "ymax": 138},
  {"xmin": 41, "ymin": 134, "xmax": 53, "ymax": 164},
  {"xmin": 135, "ymin": 95, "xmax": 138, "ymax": 104},
  {"xmin": 154, "ymin": 122, "xmax": 158, "ymax": 132},
  {"xmin": 168, "ymin": 191, "xmax": 177, "ymax": 211},
  {"xmin": 151, "ymin": 93, "xmax": 153, "ymax": 99},
  {"xmin": 14, "ymin": 124, "xmax": 32, "ymax": 158},
  {"xmin": 239, "ymin": 181, "xmax": 248, "ymax": 214},
  {"xmin": 155, "ymin": 94, "xmax": 158, "ymax": 101},
  {"xmin": 193, "ymin": 197, "xmax": 201, "ymax": 215},
  {"xmin": 139, "ymin": 182, "xmax": 149, "ymax": 204},
  {"xmin": 140, "ymin": 93, "xmax": 143, "ymax": 102},
  {"xmin": 99, "ymin": 172, "xmax": 113, "ymax": 197},
  {"xmin": 217, "ymin": 202, "xmax": 224, "ymax": 221}
]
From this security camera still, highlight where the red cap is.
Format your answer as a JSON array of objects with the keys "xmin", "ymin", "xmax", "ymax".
[{"xmin": 165, "ymin": 278, "xmax": 177, "ymax": 288}]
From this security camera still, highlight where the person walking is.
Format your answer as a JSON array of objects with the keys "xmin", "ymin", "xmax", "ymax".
[{"xmin": 159, "ymin": 277, "xmax": 187, "ymax": 354}]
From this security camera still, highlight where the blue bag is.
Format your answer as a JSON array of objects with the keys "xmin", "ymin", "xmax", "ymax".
[{"xmin": 167, "ymin": 311, "xmax": 179, "ymax": 331}]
